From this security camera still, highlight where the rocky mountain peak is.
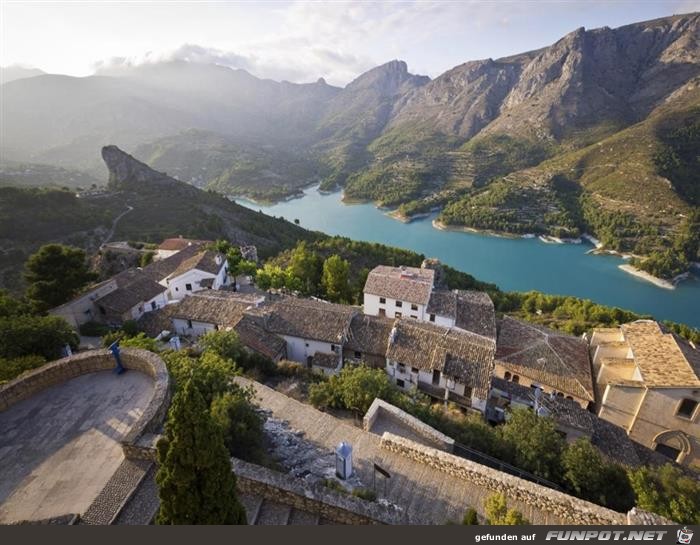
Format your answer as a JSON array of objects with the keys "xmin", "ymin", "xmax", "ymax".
[
  {"xmin": 102, "ymin": 145, "xmax": 177, "ymax": 191},
  {"xmin": 344, "ymin": 59, "xmax": 428, "ymax": 96}
]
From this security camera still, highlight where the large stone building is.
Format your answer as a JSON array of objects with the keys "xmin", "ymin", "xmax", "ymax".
[
  {"xmin": 495, "ymin": 316, "xmax": 595, "ymax": 410},
  {"xmin": 590, "ymin": 320, "xmax": 700, "ymax": 468}
]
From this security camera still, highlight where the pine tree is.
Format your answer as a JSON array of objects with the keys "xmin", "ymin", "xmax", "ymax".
[{"xmin": 156, "ymin": 375, "xmax": 247, "ymax": 525}]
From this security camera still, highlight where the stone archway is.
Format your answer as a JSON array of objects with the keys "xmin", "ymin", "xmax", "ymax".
[{"xmin": 652, "ymin": 429, "xmax": 692, "ymax": 464}]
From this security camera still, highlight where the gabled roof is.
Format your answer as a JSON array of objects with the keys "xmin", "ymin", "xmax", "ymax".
[
  {"xmin": 94, "ymin": 271, "xmax": 166, "ymax": 315},
  {"xmin": 232, "ymin": 314, "xmax": 286, "ymax": 360},
  {"xmin": 259, "ymin": 297, "xmax": 358, "ymax": 345},
  {"xmin": 168, "ymin": 250, "xmax": 224, "ymax": 279},
  {"xmin": 386, "ymin": 319, "xmax": 496, "ymax": 399},
  {"xmin": 621, "ymin": 320, "xmax": 700, "ymax": 387},
  {"xmin": 363, "ymin": 265, "xmax": 435, "ymax": 306},
  {"xmin": 345, "ymin": 314, "xmax": 395, "ymax": 356},
  {"xmin": 158, "ymin": 238, "xmax": 207, "ymax": 251},
  {"xmin": 141, "ymin": 243, "xmax": 206, "ymax": 282},
  {"xmin": 171, "ymin": 291, "xmax": 256, "ymax": 326},
  {"xmin": 496, "ymin": 316, "xmax": 595, "ymax": 402},
  {"xmin": 427, "ymin": 289, "xmax": 497, "ymax": 340},
  {"xmin": 311, "ymin": 352, "xmax": 341, "ymax": 369}
]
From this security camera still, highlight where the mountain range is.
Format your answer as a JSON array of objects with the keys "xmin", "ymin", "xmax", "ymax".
[{"xmin": 1, "ymin": 12, "xmax": 698, "ymax": 277}]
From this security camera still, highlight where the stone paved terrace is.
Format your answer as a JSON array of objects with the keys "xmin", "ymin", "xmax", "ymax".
[
  {"xmin": 0, "ymin": 370, "xmax": 154, "ymax": 523},
  {"xmin": 236, "ymin": 377, "xmax": 575, "ymax": 525}
]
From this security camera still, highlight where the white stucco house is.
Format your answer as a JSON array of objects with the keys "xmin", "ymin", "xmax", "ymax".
[{"xmin": 161, "ymin": 250, "xmax": 230, "ymax": 301}]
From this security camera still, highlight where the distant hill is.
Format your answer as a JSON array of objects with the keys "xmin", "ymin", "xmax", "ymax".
[
  {"xmin": 0, "ymin": 146, "xmax": 315, "ymax": 291},
  {"xmin": 1, "ymin": 13, "xmax": 699, "ymax": 277},
  {"xmin": 0, "ymin": 160, "xmax": 102, "ymax": 189},
  {"xmin": 0, "ymin": 65, "xmax": 45, "ymax": 85}
]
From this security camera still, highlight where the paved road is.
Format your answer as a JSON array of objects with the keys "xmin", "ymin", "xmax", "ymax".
[
  {"xmin": 102, "ymin": 204, "xmax": 133, "ymax": 245},
  {"xmin": 0, "ymin": 370, "xmax": 153, "ymax": 523}
]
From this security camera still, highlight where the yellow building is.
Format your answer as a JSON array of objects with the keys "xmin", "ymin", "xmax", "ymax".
[{"xmin": 590, "ymin": 320, "xmax": 700, "ymax": 468}]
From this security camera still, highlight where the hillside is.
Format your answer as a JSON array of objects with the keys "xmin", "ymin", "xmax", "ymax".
[
  {"xmin": 1, "ymin": 13, "xmax": 698, "ymax": 275},
  {"xmin": 0, "ymin": 146, "xmax": 315, "ymax": 291}
]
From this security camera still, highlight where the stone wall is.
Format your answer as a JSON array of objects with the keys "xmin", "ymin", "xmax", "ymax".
[
  {"xmin": 0, "ymin": 349, "xmax": 170, "ymax": 461},
  {"xmin": 363, "ymin": 398, "xmax": 455, "ymax": 452},
  {"xmin": 231, "ymin": 458, "xmax": 414, "ymax": 525},
  {"xmin": 380, "ymin": 432, "xmax": 628, "ymax": 525}
]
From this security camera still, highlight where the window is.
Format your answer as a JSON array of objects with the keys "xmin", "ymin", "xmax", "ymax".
[
  {"xmin": 396, "ymin": 379, "xmax": 405, "ymax": 388},
  {"xmin": 395, "ymin": 300, "xmax": 402, "ymax": 307},
  {"xmin": 185, "ymin": 283, "xmax": 192, "ymax": 291},
  {"xmin": 655, "ymin": 443, "xmax": 681, "ymax": 461},
  {"xmin": 305, "ymin": 343, "xmax": 309, "ymax": 347},
  {"xmin": 175, "ymin": 287, "xmax": 179, "ymax": 291},
  {"xmin": 398, "ymin": 363, "xmax": 406, "ymax": 373},
  {"xmin": 187, "ymin": 319, "xmax": 193, "ymax": 329},
  {"xmin": 395, "ymin": 312, "xmax": 402, "ymax": 318},
  {"xmin": 504, "ymin": 371, "xmax": 511, "ymax": 381},
  {"xmin": 331, "ymin": 344, "xmax": 337, "ymax": 353},
  {"xmin": 411, "ymin": 367, "xmax": 418, "ymax": 373},
  {"xmin": 214, "ymin": 325, "xmax": 219, "ymax": 331},
  {"xmin": 411, "ymin": 315, "xmax": 418, "ymax": 319},
  {"xmin": 379, "ymin": 297, "xmax": 386, "ymax": 304},
  {"xmin": 151, "ymin": 301, "xmax": 157, "ymax": 310},
  {"xmin": 99, "ymin": 306, "xmax": 106, "ymax": 315},
  {"xmin": 512, "ymin": 375, "xmax": 520, "ymax": 384},
  {"xmin": 379, "ymin": 309, "xmax": 386, "ymax": 317},
  {"xmin": 354, "ymin": 351, "xmax": 362, "ymax": 359},
  {"xmin": 411, "ymin": 303, "xmax": 418, "ymax": 311},
  {"xmin": 429, "ymin": 314, "xmax": 435, "ymax": 322},
  {"xmin": 677, "ymin": 398, "xmax": 698, "ymax": 419}
]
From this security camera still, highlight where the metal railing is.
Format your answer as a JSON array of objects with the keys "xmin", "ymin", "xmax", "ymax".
[{"xmin": 452, "ymin": 441, "xmax": 563, "ymax": 491}]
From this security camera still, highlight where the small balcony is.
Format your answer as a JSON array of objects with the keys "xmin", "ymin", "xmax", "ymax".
[{"xmin": 417, "ymin": 381, "xmax": 471, "ymax": 408}]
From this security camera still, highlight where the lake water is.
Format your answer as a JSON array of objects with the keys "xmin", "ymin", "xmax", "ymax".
[{"xmin": 235, "ymin": 186, "xmax": 700, "ymax": 328}]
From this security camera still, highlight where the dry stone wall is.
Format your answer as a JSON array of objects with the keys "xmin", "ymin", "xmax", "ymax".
[
  {"xmin": 0, "ymin": 348, "xmax": 170, "ymax": 461},
  {"xmin": 380, "ymin": 432, "xmax": 628, "ymax": 525},
  {"xmin": 363, "ymin": 398, "xmax": 455, "ymax": 452},
  {"xmin": 232, "ymin": 458, "xmax": 414, "ymax": 525}
]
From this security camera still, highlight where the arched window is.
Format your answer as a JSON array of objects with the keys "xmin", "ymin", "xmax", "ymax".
[
  {"xmin": 504, "ymin": 371, "xmax": 512, "ymax": 381},
  {"xmin": 565, "ymin": 395, "xmax": 573, "ymax": 401},
  {"xmin": 512, "ymin": 375, "xmax": 520, "ymax": 384}
]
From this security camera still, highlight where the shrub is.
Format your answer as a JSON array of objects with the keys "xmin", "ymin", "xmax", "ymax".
[
  {"xmin": 308, "ymin": 364, "xmax": 397, "ymax": 414},
  {"xmin": 462, "ymin": 508, "xmax": 479, "ymax": 525},
  {"xmin": 352, "ymin": 488, "xmax": 377, "ymax": 502},
  {"xmin": 210, "ymin": 386, "xmax": 265, "ymax": 463},
  {"xmin": 484, "ymin": 493, "xmax": 529, "ymax": 525},
  {"xmin": 79, "ymin": 321, "xmax": 111, "ymax": 337},
  {"xmin": 0, "ymin": 355, "xmax": 46, "ymax": 384}
]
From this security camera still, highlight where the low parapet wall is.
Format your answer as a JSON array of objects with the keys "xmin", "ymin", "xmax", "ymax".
[
  {"xmin": 380, "ymin": 432, "xmax": 627, "ymax": 525},
  {"xmin": 0, "ymin": 349, "xmax": 170, "ymax": 461},
  {"xmin": 363, "ymin": 398, "xmax": 455, "ymax": 452},
  {"xmin": 232, "ymin": 458, "xmax": 413, "ymax": 525}
]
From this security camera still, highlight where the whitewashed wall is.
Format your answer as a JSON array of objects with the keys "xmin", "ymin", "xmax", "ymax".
[
  {"xmin": 283, "ymin": 335, "xmax": 342, "ymax": 365},
  {"xmin": 363, "ymin": 293, "xmax": 426, "ymax": 320}
]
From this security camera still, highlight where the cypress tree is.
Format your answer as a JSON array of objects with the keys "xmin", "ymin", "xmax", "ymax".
[{"xmin": 156, "ymin": 375, "xmax": 247, "ymax": 525}]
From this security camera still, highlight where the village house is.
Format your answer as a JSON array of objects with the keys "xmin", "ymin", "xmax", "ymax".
[
  {"xmin": 154, "ymin": 237, "xmax": 205, "ymax": 260},
  {"xmin": 363, "ymin": 265, "xmax": 435, "ymax": 320},
  {"xmin": 590, "ymin": 320, "xmax": 700, "ymax": 468},
  {"xmin": 170, "ymin": 291, "xmax": 264, "ymax": 337},
  {"xmin": 92, "ymin": 269, "xmax": 168, "ymax": 325},
  {"xmin": 343, "ymin": 313, "xmax": 396, "ymax": 368},
  {"xmin": 255, "ymin": 297, "xmax": 358, "ymax": 375},
  {"xmin": 159, "ymin": 249, "xmax": 230, "ymax": 301},
  {"xmin": 385, "ymin": 318, "xmax": 496, "ymax": 412},
  {"xmin": 495, "ymin": 316, "xmax": 595, "ymax": 410}
]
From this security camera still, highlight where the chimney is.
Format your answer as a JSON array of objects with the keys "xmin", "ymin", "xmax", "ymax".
[
  {"xmin": 215, "ymin": 254, "xmax": 223, "ymax": 266},
  {"xmin": 389, "ymin": 326, "xmax": 398, "ymax": 345}
]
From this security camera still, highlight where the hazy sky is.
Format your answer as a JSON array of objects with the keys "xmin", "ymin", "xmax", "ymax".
[{"xmin": 2, "ymin": 1, "xmax": 699, "ymax": 86}]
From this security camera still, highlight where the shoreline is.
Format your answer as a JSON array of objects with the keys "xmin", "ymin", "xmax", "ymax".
[
  {"xmin": 432, "ymin": 220, "xmax": 521, "ymax": 239},
  {"xmin": 618, "ymin": 264, "xmax": 676, "ymax": 290}
]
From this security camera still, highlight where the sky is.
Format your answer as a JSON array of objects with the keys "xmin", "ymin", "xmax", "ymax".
[{"xmin": 1, "ymin": 0, "xmax": 699, "ymax": 86}]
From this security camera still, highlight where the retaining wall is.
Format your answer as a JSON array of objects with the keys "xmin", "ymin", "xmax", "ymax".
[
  {"xmin": 232, "ymin": 458, "xmax": 413, "ymax": 525},
  {"xmin": 0, "ymin": 349, "xmax": 170, "ymax": 461},
  {"xmin": 380, "ymin": 432, "xmax": 628, "ymax": 525},
  {"xmin": 363, "ymin": 398, "xmax": 455, "ymax": 452}
]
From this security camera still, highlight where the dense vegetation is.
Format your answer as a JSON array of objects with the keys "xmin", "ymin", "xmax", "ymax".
[{"xmin": 308, "ymin": 365, "xmax": 698, "ymax": 521}]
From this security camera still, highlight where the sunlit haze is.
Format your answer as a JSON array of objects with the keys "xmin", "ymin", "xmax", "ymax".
[{"xmin": 2, "ymin": 0, "xmax": 699, "ymax": 85}]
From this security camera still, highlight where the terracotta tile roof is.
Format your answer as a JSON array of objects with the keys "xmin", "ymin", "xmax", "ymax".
[
  {"xmin": 363, "ymin": 266, "xmax": 435, "ymax": 305},
  {"xmin": 171, "ymin": 292, "xmax": 256, "ymax": 326},
  {"xmin": 344, "ymin": 314, "xmax": 395, "ymax": 356},
  {"xmin": 94, "ymin": 271, "xmax": 166, "ymax": 315},
  {"xmin": 158, "ymin": 238, "xmax": 207, "ymax": 251},
  {"xmin": 233, "ymin": 314, "xmax": 286, "ymax": 360},
  {"xmin": 311, "ymin": 352, "xmax": 341, "ymax": 369},
  {"xmin": 496, "ymin": 316, "xmax": 594, "ymax": 402},
  {"xmin": 137, "ymin": 304, "xmax": 178, "ymax": 337},
  {"xmin": 260, "ymin": 297, "xmax": 358, "ymax": 345},
  {"xmin": 621, "ymin": 320, "xmax": 700, "ymax": 387},
  {"xmin": 141, "ymin": 243, "xmax": 206, "ymax": 282},
  {"xmin": 386, "ymin": 319, "xmax": 496, "ymax": 399},
  {"xmin": 168, "ymin": 250, "xmax": 224, "ymax": 279}
]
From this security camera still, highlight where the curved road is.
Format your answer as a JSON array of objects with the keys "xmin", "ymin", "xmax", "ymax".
[{"xmin": 102, "ymin": 204, "xmax": 133, "ymax": 245}]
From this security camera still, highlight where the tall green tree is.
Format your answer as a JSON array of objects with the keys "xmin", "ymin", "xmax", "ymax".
[
  {"xmin": 24, "ymin": 244, "xmax": 97, "ymax": 311},
  {"xmin": 499, "ymin": 408, "xmax": 565, "ymax": 482},
  {"xmin": 628, "ymin": 464, "xmax": 700, "ymax": 524},
  {"xmin": 288, "ymin": 241, "xmax": 323, "ymax": 295},
  {"xmin": 561, "ymin": 438, "xmax": 634, "ymax": 511},
  {"xmin": 321, "ymin": 254, "xmax": 351, "ymax": 303},
  {"xmin": 156, "ymin": 376, "xmax": 247, "ymax": 525}
]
